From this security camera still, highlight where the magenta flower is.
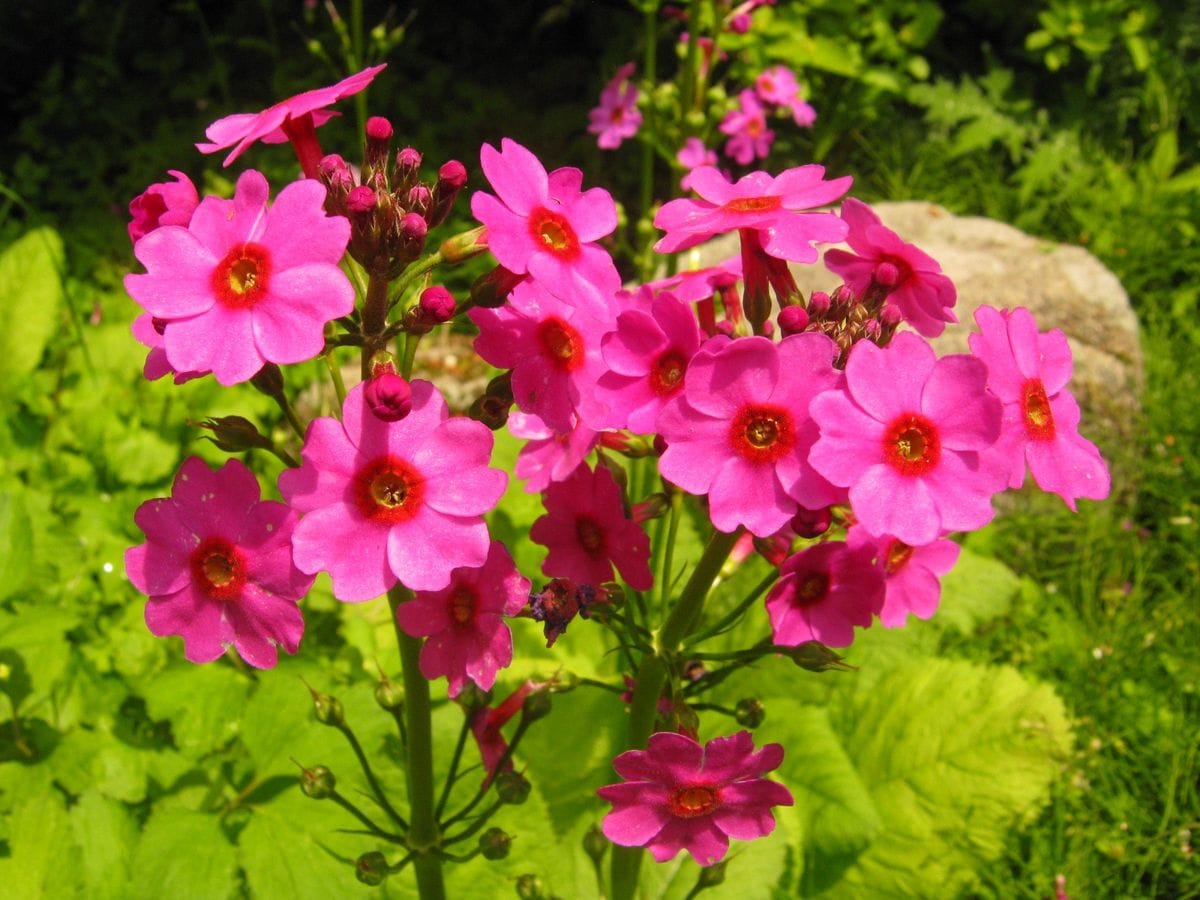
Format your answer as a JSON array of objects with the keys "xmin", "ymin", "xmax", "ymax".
[
  {"xmin": 469, "ymin": 278, "xmax": 617, "ymax": 433},
  {"xmin": 125, "ymin": 457, "xmax": 312, "ymax": 669},
  {"xmin": 469, "ymin": 680, "xmax": 551, "ymax": 786},
  {"xmin": 593, "ymin": 289, "xmax": 703, "ymax": 433},
  {"xmin": 130, "ymin": 314, "xmax": 202, "ymax": 384},
  {"xmin": 720, "ymin": 90, "xmax": 774, "ymax": 165},
  {"xmin": 124, "ymin": 169, "xmax": 353, "ymax": 386},
  {"xmin": 530, "ymin": 464, "xmax": 653, "ymax": 591},
  {"xmin": 588, "ymin": 62, "xmax": 643, "ymax": 150},
  {"xmin": 654, "ymin": 165, "xmax": 852, "ymax": 262},
  {"xmin": 196, "ymin": 64, "xmax": 386, "ymax": 176},
  {"xmin": 395, "ymin": 542, "xmax": 530, "ymax": 697},
  {"xmin": 597, "ymin": 731, "xmax": 793, "ymax": 866},
  {"xmin": 279, "ymin": 381, "xmax": 507, "ymax": 600},
  {"xmin": 471, "ymin": 138, "xmax": 621, "ymax": 309},
  {"xmin": 765, "ymin": 541, "xmax": 883, "ymax": 647},
  {"xmin": 847, "ymin": 524, "xmax": 960, "ymax": 627},
  {"xmin": 789, "ymin": 97, "xmax": 817, "ymax": 127},
  {"xmin": 824, "ymin": 198, "xmax": 957, "ymax": 337},
  {"xmin": 809, "ymin": 332, "xmax": 1004, "ymax": 546},
  {"xmin": 508, "ymin": 411, "xmax": 599, "ymax": 494},
  {"xmin": 657, "ymin": 334, "xmax": 845, "ymax": 537},
  {"xmin": 643, "ymin": 255, "xmax": 743, "ymax": 304},
  {"xmin": 677, "ymin": 138, "xmax": 718, "ymax": 192},
  {"xmin": 968, "ymin": 305, "xmax": 1110, "ymax": 509},
  {"xmin": 128, "ymin": 170, "xmax": 199, "ymax": 244},
  {"xmin": 754, "ymin": 65, "xmax": 800, "ymax": 107}
]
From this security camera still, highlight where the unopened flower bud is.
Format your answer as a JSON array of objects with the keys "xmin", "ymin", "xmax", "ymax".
[
  {"xmin": 734, "ymin": 697, "xmax": 765, "ymax": 728},
  {"xmin": 789, "ymin": 641, "xmax": 857, "ymax": 672},
  {"xmin": 715, "ymin": 320, "xmax": 735, "ymax": 337},
  {"xmin": 486, "ymin": 371, "xmax": 514, "ymax": 405},
  {"xmin": 310, "ymin": 689, "xmax": 344, "ymax": 726},
  {"xmin": 346, "ymin": 185, "xmax": 377, "ymax": 216},
  {"xmin": 455, "ymin": 681, "xmax": 492, "ymax": 712},
  {"xmin": 364, "ymin": 116, "xmax": 393, "ymax": 176},
  {"xmin": 395, "ymin": 146, "xmax": 422, "ymax": 194},
  {"xmin": 516, "ymin": 874, "xmax": 544, "ymax": 900},
  {"xmin": 874, "ymin": 260, "xmax": 902, "ymax": 288},
  {"xmin": 479, "ymin": 827, "xmax": 512, "ymax": 860},
  {"xmin": 808, "ymin": 290, "xmax": 831, "ymax": 315},
  {"xmin": 729, "ymin": 11, "xmax": 751, "ymax": 32},
  {"xmin": 791, "ymin": 506, "xmax": 832, "ymax": 538},
  {"xmin": 300, "ymin": 764, "xmax": 336, "ymax": 799},
  {"xmin": 249, "ymin": 362, "xmax": 285, "ymax": 398},
  {"xmin": 582, "ymin": 825, "xmax": 608, "ymax": 863},
  {"xmin": 470, "ymin": 264, "xmax": 524, "ymax": 308},
  {"xmin": 355, "ymin": 850, "xmax": 389, "ymax": 886},
  {"xmin": 494, "ymin": 769, "xmax": 531, "ymax": 805},
  {"xmin": 418, "ymin": 285, "xmax": 456, "ymax": 323},
  {"xmin": 696, "ymin": 859, "xmax": 727, "ymax": 888},
  {"xmin": 375, "ymin": 676, "xmax": 404, "ymax": 711},
  {"xmin": 752, "ymin": 534, "xmax": 791, "ymax": 567},
  {"xmin": 427, "ymin": 159, "xmax": 468, "ymax": 227},
  {"xmin": 778, "ymin": 304, "xmax": 809, "ymax": 336},
  {"xmin": 469, "ymin": 393, "xmax": 511, "ymax": 430},
  {"xmin": 880, "ymin": 303, "xmax": 903, "ymax": 326},
  {"xmin": 864, "ymin": 319, "xmax": 882, "ymax": 341},
  {"xmin": 406, "ymin": 183, "xmax": 432, "ymax": 214},
  {"xmin": 521, "ymin": 687, "xmax": 552, "ymax": 722},
  {"xmin": 439, "ymin": 224, "xmax": 487, "ymax": 264},
  {"xmin": 195, "ymin": 415, "xmax": 273, "ymax": 453},
  {"xmin": 365, "ymin": 371, "xmax": 413, "ymax": 422},
  {"xmin": 397, "ymin": 211, "xmax": 428, "ymax": 261},
  {"xmin": 632, "ymin": 492, "xmax": 670, "ymax": 523}
]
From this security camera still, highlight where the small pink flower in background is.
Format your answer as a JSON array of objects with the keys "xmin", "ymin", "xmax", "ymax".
[
  {"xmin": 765, "ymin": 541, "xmax": 883, "ymax": 647},
  {"xmin": 508, "ymin": 411, "xmax": 599, "ymax": 494},
  {"xmin": 789, "ymin": 97, "xmax": 817, "ymax": 127},
  {"xmin": 128, "ymin": 170, "xmax": 199, "ymax": 243},
  {"xmin": 644, "ymin": 255, "xmax": 743, "ymax": 303},
  {"xmin": 597, "ymin": 730, "xmax": 793, "ymax": 865},
  {"xmin": 809, "ymin": 332, "xmax": 1003, "ymax": 546},
  {"xmin": 125, "ymin": 457, "xmax": 312, "ymax": 669},
  {"xmin": 847, "ymin": 524, "xmax": 960, "ymax": 627},
  {"xmin": 754, "ymin": 65, "xmax": 800, "ymax": 107},
  {"xmin": 677, "ymin": 137, "xmax": 718, "ymax": 192},
  {"xmin": 588, "ymin": 62, "xmax": 642, "ymax": 150},
  {"xmin": 593, "ymin": 288, "xmax": 703, "ymax": 433},
  {"xmin": 471, "ymin": 138, "xmax": 622, "ymax": 310},
  {"xmin": 130, "ymin": 313, "xmax": 202, "ymax": 384},
  {"xmin": 470, "ymin": 279, "xmax": 617, "ymax": 433},
  {"xmin": 720, "ymin": 90, "xmax": 774, "ymax": 165},
  {"xmin": 654, "ymin": 164, "xmax": 851, "ymax": 262},
  {"xmin": 657, "ymin": 334, "xmax": 845, "ymax": 537},
  {"xmin": 196, "ymin": 63, "xmax": 386, "ymax": 175},
  {"xmin": 279, "ymin": 381, "xmax": 507, "ymax": 600},
  {"xmin": 124, "ymin": 169, "xmax": 353, "ymax": 385},
  {"xmin": 530, "ymin": 464, "xmax": 654, "ymax": 591},
  {"xmin": 968, "ymin": 305, "xmax": 1110, "ymax": 509},
  {"xmin": 824, "ymin": 197, "xmax": 957, "ymax": 337},
  {"xmin": 395, "ymin": 542, "xmax": 530, "ymax": 697}
]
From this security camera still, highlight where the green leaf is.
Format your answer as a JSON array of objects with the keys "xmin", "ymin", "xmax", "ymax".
[
  {"xmin": 70, "ymin": 790, "xmax": 138, "ymax": 900},
  {"xmin": 934, "ymin": 546, "xmax": 1021, "ymax": 635},
  {"xmin": 130, "ymin": 807, "xmax": 238, "ymax": 900},
  {"xmin": 0, "ymin": 227, "xmax": 64, "ymax": 380},
  {"xmin": 0, "ymin": 485, "xmax": 33, "ymax": 604},
  {"xmin": 140, "ymin": 663, "xmax": 249, "ymax": 757},
  {"xmin": 102, "ymin": 431, "xmax": 180, "ymax": 486},
  {"xmin": 0, "ymin": 768, "xmax": 77, "ymax": 895}
]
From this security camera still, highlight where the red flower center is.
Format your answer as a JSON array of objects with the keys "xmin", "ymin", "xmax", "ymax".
[
  {"xmin": 449, "ymin": 586, "xmax": 477, "ymax": 625},
  {"xmin": 649, "ymin": 349, "xmax": 687, "ymax": 396},
  {"xmin": 353, "ymin": 456, "xmax": 425, "ymax": 524},
  {"xmin": 730, "ymin": 403, "xmax": 795, "ymax": 464},
  {"xmin": 747, "ymin": 118, "xmax": 764, "ymax": 138},
  {"xmin": 795, "ymin": 571, "xmax": 830, "ymax": 606},
  {"xmin": 212, "ymin": 243, "xmax": 271, "ymax": 308},
  {"xmin": 884, "ymin": 539, "xmax": 914, "ymax": 575},
  {"xmin": 882, "ymin": 413, "xmax": 941, "ymax": 476},
  {"xmin": 1021, "ymin": 379, "xmax": 1056, "ymax": 441},
  {"xmin": 669, "ymin": 784, "xmax": 721, "ymax": 818},
  {"xmin": 721, "ymin": 195, "xmax": 782, "ymax": 215},
  {"xmin": 537, "ymin": 316, "xmax": 585, "ymax": 371},
  {"xmin": 610, "ymin": 107, "xmax": 624, "ymax": 123},
  {"xmin": 189, "ymin": 536, "xmax": 246, "ymax": 600},
  {"xmin": 575, "ymin": 515, "xmax": 607, "ymax": 559},
  {"xmin": 527, "ymin": 206, "xmax": 581, "ymax": 260}
]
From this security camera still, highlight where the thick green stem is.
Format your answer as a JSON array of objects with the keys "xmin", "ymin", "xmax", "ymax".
[
  {"xmin": 388, "ymin": 585, "xmax": 445, "ymax": 900},
  {"xmin": 610, "ymin": 527, "xmax": 741, "ymax": 900}
]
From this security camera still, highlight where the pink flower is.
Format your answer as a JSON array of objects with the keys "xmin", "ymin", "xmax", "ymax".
[
  {"xmin": 677, "ymin": 138, "xmax": 718, "ymax": 192},
  {"xmin": 968, "ymin": 305, "xmax": 1110, "ymax": 509},
  {"xmin": 593, "ymin": 289, "xmax": 703, "ymax": 433},
  {"xmin": 128, "ymin": 170, "xmax": 199, "ymax": 243},
  {"xmin": 654, "ymin": 165, "xmax": 851, "ymax": 262},
  {"xmin": 824, "ymin": 198, "xmax": 957, "ymax": 337},
  {"xmin": 765, "ymin": 541, "xmax": 883, "ymax": 647},
  {"xmin": 720, "ymin": 90, "xmax": 775, "ymax": 165},
  {"xmin": 588, "ymin": 62, "xmax": 642, "ymax": 150},
  {"xmin": 846, "ymin": 524, "xmax": 960, "ymax": 627},
  {"xmin": 508, "ymin": 411, "xmax": 599, "ymax": 493},
  {"xmin": 471, "ymin": 138, "xmax": 621, "ymax": 310},
  {"xmin": 789, "ymin": 97, "xmax": 817, "ymax": 127},
  {"xmin": 279, "ymin": 381, "xmax": 507, "ymax": 600},
  {"xmin": 643, "ymin": 256, "xmax": 743, "ymax": 304},
  {"xmin": 469, "ymin": 680, "xmax": 551, "ymax": 786},
  {"xmin": 530, "ymin": 464, "xmax": 653, "ymax": 591},
  {"xmin": 125, "ymin": 457, "xmax": 312, "ymax": 668},
  {"xmin": 469, "ymin": 278, "xmax": 617, "ymax": 433},
  {"xmin": 196, "ymin": 64, "xmax": 386, "ymax": 176},
  {"xmin": 809, "ymin": 332, "xmax": 1003, "ymax": 546},
  {"xmin": 124, "ymin": 169, "xmax": 353, "ymax": 386},
  {"xmin": 754, "ymin": 66, "xmax": 800, "ymax": 107},
  {"xmin": 395, "ymin": 542, "xmax": 530, "ymax": 697},
  {"xmin": 130, "ymin": 313, "xmax": 202, "ymax": 384},
  {"xmin": 657, "ymin": 334, "xmax": 845, "ymax": 537},
  {"xmin": 597, "ymin": 731, "xmax": 793, "ymax": 865}
]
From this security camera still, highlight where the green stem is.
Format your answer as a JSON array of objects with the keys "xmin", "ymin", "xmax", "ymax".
[
  {"xmin": 392, "ymin": 251, "xmax": 444, "ymax": 298},
  {"xmin": 338, "ymin": 723, "xmax": 409, "ymax": 829},
  {"xmin": 329, "ymin": 790, "xmax": 405, "ymax": 843},
  {"xmin": 434, "ymin": 713, "xmax": 472, "ymax": 819},
  {"xmin": 388, "ymin": 585, "xmax": 446, "ymax": 900},
  {"xmin": 325, "ymin": 351, "xmax": 347, "ymax": 406},
  {"xmin": 276, "ymin": 391, "xmax": 306, "ymax": 440},
  {"xmin": 657, "ymin": 527, "xmax": 742, "ymax": 651},
  {"xmin": 685, "ymin": 568, "xmax": 779, "ymax": 647}
]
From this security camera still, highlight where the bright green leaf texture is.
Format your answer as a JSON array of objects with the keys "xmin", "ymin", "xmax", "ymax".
[{"xmin": 0, "ymin": 227, "xmax": 64, "ymax": 382}]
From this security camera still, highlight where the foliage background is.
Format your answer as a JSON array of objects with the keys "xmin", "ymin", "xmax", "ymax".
[{"xmin": 0, "ymin": 1, "xmax": 1197, "ymax": 897}]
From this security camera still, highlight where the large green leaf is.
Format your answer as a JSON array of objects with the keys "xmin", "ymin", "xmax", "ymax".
[
  {"xmin": 140, "ymin": 663, "xmax": 249, "ymax": 758},
  {"xmin": 70, "ymin": 790, "xmax": 138, "ymax": 900},
  {"xmin": 130, "ymin": 807, "xmax": 239, "ymax": 900},
  {"xmin": 0, "ymin": 485, "xmax": 33, "ymax": 604},
  {"xmin": 0, "ymin": 227, "xmax": 64, "ymax": 381},
  {"xmin": 0, "ymin": 768, "xmax": 77, "ymax": 896},
  {"xmin": 935, "ymin": 546, "xmax": 1021, "ymax": 635}
]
